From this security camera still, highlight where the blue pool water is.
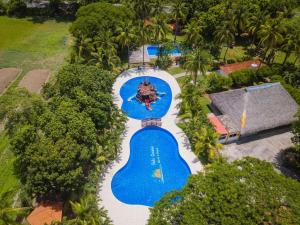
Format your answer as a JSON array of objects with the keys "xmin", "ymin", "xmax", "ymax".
[
  {"xmin": 120, "ymin": 76, "xmax": 172, "ymax": 120},
  {"xmin": 111, "ymin": 126, "xmax": 191, "ymax": 206},
  {"xmin": 147, "ymin": 45, "xmax": 181, "ymax": 56}
]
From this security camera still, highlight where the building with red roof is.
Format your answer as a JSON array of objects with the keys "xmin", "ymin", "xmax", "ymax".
[{"xmin": 27, "ymin": 202, "xmax": 63, "ymax": 225}]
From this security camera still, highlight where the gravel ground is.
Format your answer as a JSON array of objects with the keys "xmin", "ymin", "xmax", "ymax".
[
  {"xmin": 19, "ymin": 69, "xmax": 50, "ymax": 93},
  {"xmin": 0, "ymin": 68, "xmax": 21, "ymax": 94}
]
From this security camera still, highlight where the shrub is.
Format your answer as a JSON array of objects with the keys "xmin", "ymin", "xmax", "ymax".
[
  {"xmin": 282, "ymin": 148, "xmax": 300, "ymax": 174},
  {"xmin": 149, "ymin": 158, "xmax": 300, "ymax": 225},
  {"xmin": 226, "ymin": 58, "xmax": 236, "ymax": 64},
  {"xmin": 155, "ymin": 55, "xmax": 173, "ymax": 70},
  {"xmin": 0, "ymin": 1, "xmax": 6, "ymax": 15},
  {"xmin": 205, "ymin": 72, "xmax": 232, "ymax": 93},
  {"xmin": 6, "ymin": 0, "xmax": 26, "ymax": 17},
  {"xmin": 230, "ymin": 69, "xmax": 257, "ymax": 87}
]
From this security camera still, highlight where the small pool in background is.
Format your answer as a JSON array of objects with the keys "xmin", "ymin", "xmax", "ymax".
[
  {"xmin": 111, "ymin": 126, "xmax": 191, "ymax": 207},
  {"xmin": 147, "ymin": 45, "xmax": 181, "ymax": 57},
  {"xmin": 120, "ymin": 76, "xmax": 172, "ymax": 120}
]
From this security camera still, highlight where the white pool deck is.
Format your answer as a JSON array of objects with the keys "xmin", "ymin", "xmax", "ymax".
[{"xmin": 98, "ymin": 68, "xmax": 203, "ymax": 225}]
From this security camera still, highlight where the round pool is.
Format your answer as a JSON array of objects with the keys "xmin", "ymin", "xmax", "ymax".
[
  {"xmin": 111, "ymin": 126, "xmax": 191, "ymax": 207},
  {"xmin": 120, "ymin": 76, "xmax": 172, "ymax": 120}
]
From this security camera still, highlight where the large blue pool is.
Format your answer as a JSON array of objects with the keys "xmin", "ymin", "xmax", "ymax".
[
  {"xmin": 147, "ymin": 45, "xmax": 181, "ymax": 57},
  {"xmin": 111, "ymin": 126, "xmax": 191, "ymax": 206},
  {"xmin": 120, "ymin": 76, "xmax": 172, "ymax": 120}
]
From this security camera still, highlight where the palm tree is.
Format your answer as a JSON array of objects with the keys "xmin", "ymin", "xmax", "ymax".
[
  {"xmin": 257, "ymin": 19, "xmax": 284, "ymax": 63},
  {"xmin": 183, "ymin": 48, "xmax": 212, "ymax": 84},
  {"xmin": 128, "ymin": 0, "xmax": 151, "ymax": 66},
  {"xmin": 248, "ymin": 12, "xmax": 268, "ymax": 45},
  {"xmin": 231, "ymin": 1, "xmax": 249, "ymax": 36},
  {"xmin": 65, "ymin": 195, "xmax": 111, "ymax": 225},
  {"xmin": 89, "ymin": 32, "xmax": 120, "ymax": 71},
  {"xmin": 194, "ymin": 127, "xmax": 222, "ymax": 163},
  {"xmin": 214, "ymin": 21, "xmax": 235, "ymax": 62},
  {"xmin": 178, "ymin": 78, "xmax": 205, "ymax": 118},
  {"xmin": 171, "ymin": 0, "xmax": 187, "ymax": 43},
  {"xmin": 72, "ymin": 34, "xmax": 93, "ymax": 63},
  {"xmin": 0, "ymin": 191, "xmax": 30, "ymax": 225},
  {"xmin": 183, "ymin": 19, "xmax": 204, "ymax": 48},
  {"xmin": 281, "ymin": 30, "xmax": 300, "ymax": 65},
  {"xmin": 150, "ymin": 14, "xmax": 170, "ymax": 45},
  {"xmin": 116, "ymin": 21, "xmax": 137, "ymax": 68}
]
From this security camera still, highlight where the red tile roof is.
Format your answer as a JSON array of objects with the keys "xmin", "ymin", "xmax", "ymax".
[
  {"xmin": 27, "ymin": 202, "xmax": 63, "ymax": 225},
  {"xmin": 220, "ymin": 60, "xmax": 262, "ymax": 75},
  {"xmin": 208, "ymin": 114, "xmax": 228, "ymax": 135}
]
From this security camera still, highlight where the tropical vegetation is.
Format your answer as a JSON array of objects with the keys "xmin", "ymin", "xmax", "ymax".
[
  {"xmin": 0, "ymin": 0, "xmax": 300, "ymax": 223},
  {"xmin": 148, "ymin": 158, "xmax": 300, "ymax": 225}
]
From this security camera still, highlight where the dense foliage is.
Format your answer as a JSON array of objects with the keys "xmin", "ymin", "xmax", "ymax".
[
  {"xmin": 205, "ymin": 72, "xmax": 232, "ymax": 92},
  {"xmin": 148, "ymin": 158, "xmax": 300, "ymax": 225},
  {"xmin": 178, "ymin": 77, "xmax": 222, "ymax": 163},
  {"xmin": 69, "ymin": 3, "xmax": 134, "ymax": 70},
  {"xmin": 6, "ymin": 0, "xmax": 26, "ymax": 17},
  {"xmin": 6, "ymin": 65, "xmax": 125, "ymax": 198}
]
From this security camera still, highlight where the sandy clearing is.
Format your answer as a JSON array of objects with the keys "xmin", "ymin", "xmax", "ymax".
[
  {"xmin": 0, "ymin": 68, "xmax": 21, "ymax": 94},
  {"xmin": 19, "ymin": 69, "xmax": 50, "ymax": 94}
]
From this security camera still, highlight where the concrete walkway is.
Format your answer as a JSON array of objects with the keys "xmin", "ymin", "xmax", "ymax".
[{"xmin": 98, "ymin": 68, "xmax": 203, "ymax": 225}]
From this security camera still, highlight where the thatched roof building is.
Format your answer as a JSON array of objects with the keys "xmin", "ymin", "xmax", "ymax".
[{"xmin": 209, "ymin": 83, "xmax": 298, "ymax": 136}]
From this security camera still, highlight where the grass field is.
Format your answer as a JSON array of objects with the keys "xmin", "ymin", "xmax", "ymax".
[
  {"xmin": 0, "ymin": 16, "xmax": 71, "ymax": 73},
  {"xmin": 220, "ymin": 45, "xmax": 299, "ymax": 65},
  {"xmin": 0, "ymin": 134, "xmax": 19, "ymax": 195},
  {"xmin": 0, "ymin": 16, "xmax": 70, "ymax": 197}
]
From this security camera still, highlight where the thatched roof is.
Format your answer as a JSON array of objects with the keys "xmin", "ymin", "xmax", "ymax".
[{"xmin": 209, "ymin": 83, "xmax": 298, "ymax": 136}]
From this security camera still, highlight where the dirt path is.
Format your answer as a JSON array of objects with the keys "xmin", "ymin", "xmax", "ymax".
[
  {"xmin": 19, "ymin": 69, "xmax": 50, "ymax": 94},
  {"xmin": 0, "ymin": 68, "xmax": 21, "ymax": 94}
]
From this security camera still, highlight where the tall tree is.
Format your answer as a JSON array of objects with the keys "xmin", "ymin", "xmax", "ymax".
[
  {"xmin": 183, "ymin": 49, "xmax": 212, "ymax": 84},
  {"xmin": 214, "ymin": 20, "xmax": 235, "ymax": 62},
  {"xmin": 171, "ymin": 0, "xmax": 187, "ymax": 43},
  {"xmin": 116, "ymin": 21, "xmax": 137, "ymax": 68},
  {"xmin": 257, "ymin": 19, "xmax": 284, "ymax": 63},
  {"xmin": 183, "ymin": 19, "xmax": 204, "ymax": 48},
  {"xmin": 281, "ymin": 29, "xmax": 300, "ymax": 65},
  {"xmin": 194, "ymin": 127, "xmax": 222, "ymax": 163},
  {"xmin": 148, "ymin": 158, "xmax": 300, "ymax": 225}
]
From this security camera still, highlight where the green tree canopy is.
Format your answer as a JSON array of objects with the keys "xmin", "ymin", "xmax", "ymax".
[{"xmin": 148, "ymin": 158, "xmax": 300, "ymax": 225}]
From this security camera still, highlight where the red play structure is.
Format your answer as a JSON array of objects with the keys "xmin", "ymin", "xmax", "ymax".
[{"xmin": 136, "ymin": 81, "xmax": 157, "ymax": 110}]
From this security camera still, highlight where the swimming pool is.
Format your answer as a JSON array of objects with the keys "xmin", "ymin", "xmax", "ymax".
[
  {"xmin": 147, "ymin": 45, "xmax": 181, "ymax": 57},
  {"xmin": 120, "ymin": 76, "xmax": 172, "ymax": 120},
  {"xmin": 111, "ymin": 126, "xmax": 191, "ymax": 207}
]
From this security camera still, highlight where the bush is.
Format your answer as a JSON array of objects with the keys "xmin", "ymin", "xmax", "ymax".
[
  {"xmin": 205, "ymin": 72, "xmax": 232, "ymax": 93},
  {"xmin": 149, "ymin": 158, "xmax": 300, "ymax": 225},
  {"xmin": 0, "ymin": 1, "xmax": 6, "ymax": 15},
  {"xmin": 155, "ymin": 55, "xmax": 173, "ymax": 70},
  {"xmin": 282, "ymin": 148, "xmax": 300, "ymax": 174},
  {"xmin": 226, "ymin": 58, "xmax": 236, "ymax": 64},
  {"xmin": 6, "ymin": 0, "xmax": 26, "ymax": 17},
  {"xmin": 230, "ymin": 69, "xmax": 257, "ymax": 87}
]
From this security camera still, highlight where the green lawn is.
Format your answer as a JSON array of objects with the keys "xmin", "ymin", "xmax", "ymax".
[
  {"xmin": 0, "ymin": 134, "xmax": 19, "ymax": 196},
  {"xmin": 220, "ymin": 46, "xmax": 247, "ymax": 61},
  {"xmin": 0, "ymin": 16, "xmax": 71, "ymax": 73},
  {"xmin": 0, "ymin": 16, "xmax": 71, "ymax": 197},
  {"xmin": 220, "ymin": 45, "xmax": 299, "ymax": 65},
  {"xmin": 167, "ymin": 66, "xmax": 185, "ymax": 75}
]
